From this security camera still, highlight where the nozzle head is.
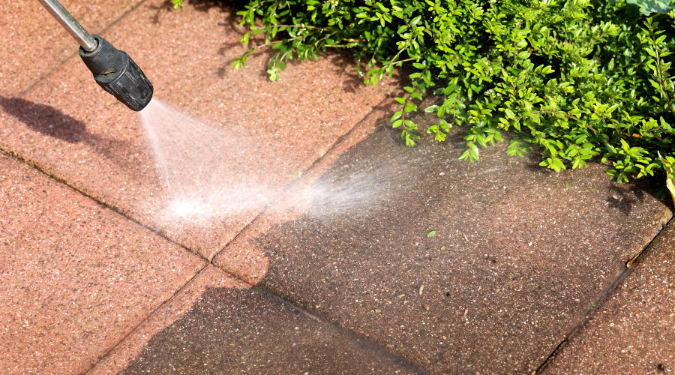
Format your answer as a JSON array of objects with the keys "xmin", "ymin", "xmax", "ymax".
[{"xmin": 79, "ymin": 35, "xmax": 153, "ymax": 111}]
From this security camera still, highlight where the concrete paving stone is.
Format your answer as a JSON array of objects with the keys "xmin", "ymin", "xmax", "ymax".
[
  {"xmin": 0, "ymin": 0, "xmax": 397, "ymax": 260},
  {"xmin": 210, "ymin": 98, "xmax": 398, "ymax": 285},
  {"xmin": 542, "ymin": 220, "xmax": 675, "ymax": 374},
  {"xmin": 89, "ymin": 265, "xmax": 250, "ymax": 374},
  {"xmin": 213, "ymin": 107, "xmax": 672, "ymax": 374},
  {"xmin": 115, "ymin": 273, "xmax": 420, "ymax": 375},
  {"xmin": 1, "ymin": 0, "xmax": 144, "ymax": 97},
  {"xmin": 0, "ymin": 153, "xmax": 205, "ymax": 374}
]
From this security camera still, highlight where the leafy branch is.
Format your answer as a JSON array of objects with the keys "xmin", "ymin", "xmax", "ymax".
[{"xmin": 224, "ymin": 0, "xmax": 675, "ymax": 187}]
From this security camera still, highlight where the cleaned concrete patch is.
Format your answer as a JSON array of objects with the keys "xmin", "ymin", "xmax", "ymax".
[
  {"xmin": 214, "ymin": 110, "xmax": 671, "ymax": 373},
  {"xmin": 0, "ymin": 0, "xmax": 397, "ymax": 260},
  {"xmin": 1, "ymin": 0, "xmax": 143, "ymax": 97},
  {"xmin": 119, "ymin": 283, "xmax": 419, "ymax": 374},
  {"xmin": 0, "ymin": 153, "xmax": 205, "ymax": 374},
  {"xmin": 543, "ymin": 220, "xmax": 675, "ymax": 374}
]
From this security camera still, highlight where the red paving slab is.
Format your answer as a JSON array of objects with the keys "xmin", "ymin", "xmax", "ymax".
[
  {"xmin": 102, "ymin": 268, "xmax": 419, "ymax": 374},
  {"xmin": 0, "ymin": 153, "xmax": 205, "ymax": 374},
  {"xmin": 213, "ymin": 107, "xmax": 672, "ymax": 374},
  {"xmin": 543, "ymin": 221, "xmax": 675, "ymax": 374},
  {"xmin": 89, "ymin": 265, "xmax": 250, "ymax": 374},
  {"xmin": 1, "ymin": 0, "xmax": 143, "ymax": 97},
  {"xmin": 0, "ymin": 0, "xmax": 397, "ymax": 260}
]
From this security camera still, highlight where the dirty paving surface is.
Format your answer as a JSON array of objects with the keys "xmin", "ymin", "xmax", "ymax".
[
  {"xmin": 542, "ymin": 219, "xmax": 675, "ymax": 374},
  {"xmin": 120, "ymin": 286, "xmax": 419, "ymax": 375},
  {"xmin": 215, "ymin": 109, "xmax": 672, "ymax": 374}
]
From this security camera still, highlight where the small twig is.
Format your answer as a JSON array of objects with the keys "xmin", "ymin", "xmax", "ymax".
[
  {"xmin": 393, "ymin": 56, "xmax": 420, "ymax": 64},
  {"xmin": 248, "ymin": 36, "xmax": 303, "ymax": 53},
  {"xmin": 268, "ymin": 24, "xmax": 324, "ymax": 30},
  {"xmin": 513, "ymin": 110, "xmax": 600, "ymax": 135}
]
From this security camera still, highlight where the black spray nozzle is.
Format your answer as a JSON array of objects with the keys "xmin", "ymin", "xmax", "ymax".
[{"xmin": 79, "ymin": 35, "xmax": 153, "ymax": 111}]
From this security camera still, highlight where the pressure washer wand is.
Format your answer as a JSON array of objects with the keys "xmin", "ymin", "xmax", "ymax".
[{"xmin": 37, "ymin": 0, "xmax": 153, "ymax": 111}]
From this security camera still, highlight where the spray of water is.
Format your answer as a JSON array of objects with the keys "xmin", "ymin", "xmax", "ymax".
[
  {"xmin": 140, "ymin": 99, "xmax": 277, "ymax": 225},
  {"xmin": 301, "ymin": 163, "xmax": 410, "ymax": 220},
  {"xmin": 140, "ymin": 99, "xmax": 409, "ymax": 228}
]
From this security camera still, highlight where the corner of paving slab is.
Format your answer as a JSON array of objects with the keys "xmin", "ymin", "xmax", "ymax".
[
  {"xmin": 107, "ymin": 275, "xmax": 422, "ymax": 375},
  {"xmin": 540, "ymin": 215, "xmax": 675, "ymax": 374},
  {"xmin": 211, "ymin": 104, "xmax": 673, "ymax": 374},
  {"xmin": 0, "ymin": 152, "xmax": 205, "ymax": 375},
  {"xmin": 86, "ymin": 265, "xmax": 250, "ymax": 375}
]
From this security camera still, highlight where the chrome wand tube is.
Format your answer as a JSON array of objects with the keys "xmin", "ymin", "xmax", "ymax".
[
  {"xmin": 36, "ymin": 0, "xmax": 98, "ymax": 52},
  {"xmin": 36, "ymin": 0, "xmax": 154, "ymax": 111}
]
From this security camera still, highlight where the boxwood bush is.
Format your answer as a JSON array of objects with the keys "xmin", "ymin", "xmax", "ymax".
[{"xmin": 180, "ymin": 0, "xmax": 675, "ymax": 185}]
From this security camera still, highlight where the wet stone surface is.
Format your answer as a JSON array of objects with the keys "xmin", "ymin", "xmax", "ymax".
[
  {"xmin": 543, "ymin": 220, "xmax": 675, "ymax": 374},
  {"xmin": 0, "ymin": 0, "xmax": 397, "ymax": 260},
  {"xmin": 120, "ymin": 287, "xmax": 419, "ymax": 375},
  {"xmin": 215, "ymin": 110, "xmax": 671, "ymax": 374}
]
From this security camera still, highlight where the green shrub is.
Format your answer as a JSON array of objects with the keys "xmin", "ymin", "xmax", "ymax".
[{"xmin": 183, "ymin": 0, "xmax": 675, "ymax": 185}]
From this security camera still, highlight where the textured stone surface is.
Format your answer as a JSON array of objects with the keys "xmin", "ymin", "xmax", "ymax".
[
  {"xmin": 4, "ymin": 1, "xmax": 673, "ymax": 373},
  {"xmin": 543, "ymin": 220, "xmax": 675, "ymax": 375},
  {"xmin": 0, "ymin": 0, "xmax": 397, "ymax": 260},
  {"xmin": 119, "ymin": 284, "xmax": 420, "ymax": 375},
  {"xmin": 89, "ymin": 265, "xmax": 251, "ymax": 374},
  {"xmin": 1, "ymin": 0, "xmax": 143, "ymax": 97},
  {"xmin": 210, "ymin": 97, "xmax": 398, "ymax": 285},
  {"xmin": 214, "ymin": 108, "xmax": 672, "ymax": 374},
  {"xmin": 0, "ymin": 153, "xmax": 205, "ymax": 374}
]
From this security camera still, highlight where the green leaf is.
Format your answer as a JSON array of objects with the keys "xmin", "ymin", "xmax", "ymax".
[
  {"xmin": 240, "ymin": 33, "xmax": 250, "ymax": 46},
  {"xmin": 171, "ymin": 0, "xmax": 184, "ymax": 10},
  {"xmin": 404, "ymin": 102, "xmax": 418, "ymax": 112},
  {"xmin": 439, "ymin": 119, "xmax": 451, "ymax": 132}
]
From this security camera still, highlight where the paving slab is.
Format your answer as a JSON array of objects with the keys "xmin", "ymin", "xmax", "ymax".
[
  {"xmin": 89, "ymin": 265, "xmax": 251, "ymax": 374},
  {"xmin": 1, "ymin": 0, "xmax": 144, "ymax": 97},
  {"xmin": 0, "ymin": 153, "xmax": 205, "ymax": 375},
  {"xmin": 0, "ymin": 0, "xmax": 397, "ymax": 260},
  {"xmin": 213, "ymin": 107, "xmax": 672, "ymax": 374},
  {"xmin": 109, "ymin": 267, "xmax": 418, "ymax": 375},
  {"xmin": 542, "ymin": 220, "xmax": 675, "ymax": 374}
]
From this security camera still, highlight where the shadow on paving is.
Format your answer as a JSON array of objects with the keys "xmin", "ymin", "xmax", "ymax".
[
  {"xmin": 120, "ymin": 287, "xmax": 422, "ymax": 374},
  {"xmin": 0, "ymin": 96, "xmax": 149, "ymax": 181},
  {"xmin": 216, "ymin": 108, "xmax": 671, "ymax": 374},
  {"xmin": 150, "ymin": 0, "xmax": 369, "ymax": 90}
]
